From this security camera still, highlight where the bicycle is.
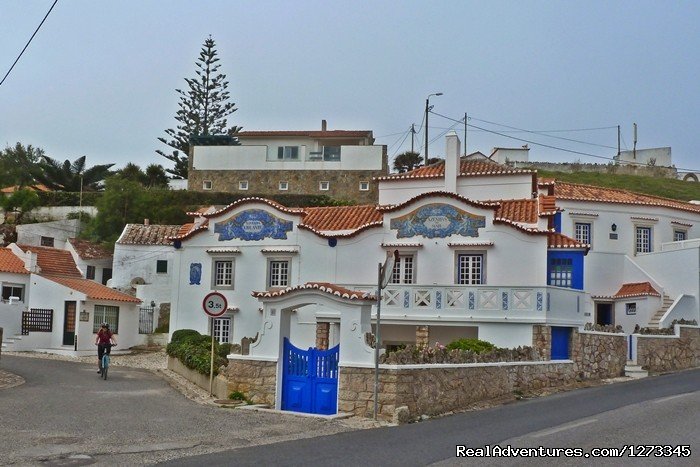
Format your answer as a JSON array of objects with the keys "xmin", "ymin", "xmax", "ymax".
[{"xmin": 97, "ymin": 343, "xmax": 115, "ymax": 380}]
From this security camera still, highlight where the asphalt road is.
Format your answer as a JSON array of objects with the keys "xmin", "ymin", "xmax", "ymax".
[
  {"xmin": 0, "ymin": 355, "xmax": 352, "ymax": 465},
  {"xmin": 164, "ymin": 369, "xmax": 700, "ymax": 467}
]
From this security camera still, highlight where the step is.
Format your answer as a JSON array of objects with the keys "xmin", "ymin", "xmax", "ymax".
[{"xmin": 624, "ymin": 364, "xmax": 649, "ymax": 379}]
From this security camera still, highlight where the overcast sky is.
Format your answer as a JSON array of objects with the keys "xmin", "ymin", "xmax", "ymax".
[{"xmin": 1, "ymin": 1, "xmax": 698, "ymax": 173}]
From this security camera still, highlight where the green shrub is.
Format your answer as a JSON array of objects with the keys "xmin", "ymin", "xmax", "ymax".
[
  {"xmin": 218, "ymin": 343, "xmax": 232, "ymax": 359},
  {"xmin": 166, "ymin": 329, "xmax": 228, "ymax": 375},
  {"xmin": 445, "ymin": 338, "xmax": 496, "ymax": 354},
  {"xmin": 229, "ymin": 391, "xmax": 246, "ymax": 401}
]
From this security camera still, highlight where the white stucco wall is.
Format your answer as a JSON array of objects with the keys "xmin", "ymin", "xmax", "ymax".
[
  {"xmin": 477, "ymin": 323, "xmax": 534, "ymax": 348},
  {"xmin": 618, "ymin": 147, "xmax": 672, "ymax": 168},
  {"xmin": 633, "ymin": 244, "xmax": 699, "ymax": 301},
  {"xmin": 614, "ymin": 297, "xmax": 659, "ymax": 333},
  {"xmin": 490, "ymin": 148, "xmax": 530, "ymax": 165},
  {"xmin": 0, "ymin": 271, "xmax": 31, "ymax": 336},
  {"xmin": 16, "ymin": 219, "xmax": 82, "ymax": 249},
  {"xmin": 112, "ymin": 243, "xmax": 174, "ymax": 289}
]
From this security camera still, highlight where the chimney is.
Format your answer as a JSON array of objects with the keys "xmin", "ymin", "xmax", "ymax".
[
  {"xmin": 144, "ymin": 219, "xmax": 150, "ymax": 226},
  {"xmin": 321, "ymin": 119, "xmax": 327, "ymax": 131},
  {"xmin": 24, "ymin": 251, "xmax": 39, "ymax": 273},
  {"xmin": 444, "ymin": 131, "xmax": 461, "ymax": 193}
]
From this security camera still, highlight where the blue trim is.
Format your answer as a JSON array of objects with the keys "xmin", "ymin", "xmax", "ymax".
[
  {"xmin": 553, "ymin": 212, "xmax": 562, "ymax": 233},
  {"xmin": 547, "ymin": 250, "xmax": 585, "ymax": 290}
]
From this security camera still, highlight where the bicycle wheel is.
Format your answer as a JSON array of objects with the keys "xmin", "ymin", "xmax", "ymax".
[
  {"xmin": 103, "ymin": 365, "xmax": 108, "ymax": 380},
  {"xmin": 102, "ymin": 355, "xmax": 109, "ymax": 380}
]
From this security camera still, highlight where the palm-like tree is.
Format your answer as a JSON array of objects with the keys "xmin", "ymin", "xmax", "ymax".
[{"xmin": 34, "ymin": 156, "xmax": 114, "ymax": 191}]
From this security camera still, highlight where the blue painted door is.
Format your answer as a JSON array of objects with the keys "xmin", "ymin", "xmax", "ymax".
[
  {"xmin": 551, "ymin": 327, "xmax": 571, "ymax": 360},
  {"xmin": 282, "ymin": 338, "xmax": 339, "ymax": 415}
]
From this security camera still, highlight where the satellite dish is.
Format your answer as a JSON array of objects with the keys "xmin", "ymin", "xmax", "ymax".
[
  {"xmin": 380, "ymin": 250, "xmax": 399, "ymax": 289},
  {"xmin": 130, "ymin": 277, "xmax": 146, "ymax": 286}
]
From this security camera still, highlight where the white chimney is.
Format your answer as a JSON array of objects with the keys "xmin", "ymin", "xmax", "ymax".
[
  {"xmin": 444, "ymin": 131, "xmax": 461, "ymax": 193},
  {"xmin": 321, "ymin": 119, "xmax": 327, "ymax": 131},
  {"xmin": 24, "ymin": 251, "xmax": 39, "ymax": 273}
]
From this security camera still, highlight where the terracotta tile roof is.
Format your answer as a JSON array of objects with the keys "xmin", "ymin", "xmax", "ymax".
[
  {"xmin": 168, "ymin": 221, "xmax": 210, "ymax": 242},
  {"xmin": 301, "ymin": 205, "xmax": 382, "ymax": 232},
  {"xmin": 252, "ymin": 282, "xmax": 375, "ymax": 301},
  {"xmin": 601, "ymin": 282, "xmax": 661, "ymax": 299},
  {"xmin": 547, "ymin": 232, "xmax": 590, "ymax": 250},
  {"xmin": 16, "ymin": 244, "xmax": 82, "ymax": 277},
  {"xmin": 202, "ymin": 197, "xmax": 306, "ymax": 219},
  {"xmin": 378, "ymin": 191, "xmax": 499, "ymax": 213},
  {"xmin": 376, "ymin": 158, "xmax": 534, "ymax": 181},
  {"xmin": 0, "ymin": 248, "xmax": 29, "ymax": 274},
  {"xmin": 539, "ymin": 195, "xmax": 558, "ymax": 216},
  {"xmin": 117, "ymin": 224, "xmax": 182, "ymax": 245},
  {"xmin": 43, "ymin": 275, "xmax": 141, "ymax": 303},
  {"xmin": 537, "ymin": 178, "xmax": 556, "ymax": 187},
  {"xmin": 554, "ymin": 182, "xmax": 700, "ymax": 214},
  {"xmin": 238, "ymin": 130, "xmax": 373, "ymax": 139},
  {"xmin": 68, "ymin": 238, "xmax": 112, "ymax": 260},
  {"xmin": 494, "ymin": 199, "xmax": 538, "ymax": 223},
  {"xmin": 0, "ymin": 184, "xmax": 50, "ymax": 193}
]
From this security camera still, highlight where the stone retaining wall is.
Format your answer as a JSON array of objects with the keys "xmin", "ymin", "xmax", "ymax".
[
  {"xmin": 571, "ymin": 329, "xmax": 627, "ymax": 379},
  {"xmin": 222, "ymin": 358, "xmax": 278, "ymax": 406},
  {"xmin": 166, "ymin": 356, "xmax": 229, "ymax": 399},
  {"xmin": 636, "ymin": 326, "xmax": 700, "ymax": 373}
]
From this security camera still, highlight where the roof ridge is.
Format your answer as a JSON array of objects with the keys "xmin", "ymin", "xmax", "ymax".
[{"xmin": 557, "ymin": 181, "xmax": 698, "ymax": 206}]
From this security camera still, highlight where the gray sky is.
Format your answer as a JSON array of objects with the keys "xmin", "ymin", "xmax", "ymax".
[{"xmin": 1, "ymin": 1, "xmax": 699, "ymax": 173}]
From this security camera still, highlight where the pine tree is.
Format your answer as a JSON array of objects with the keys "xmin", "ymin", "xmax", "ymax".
[{"xmin": 157, "ymin": 36, "xmax": 241, "ymax": 179}]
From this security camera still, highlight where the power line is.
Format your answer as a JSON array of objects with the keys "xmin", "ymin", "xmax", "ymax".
[
  {"xmin": 429, "ymin": 110, "xmax": 700, "ymax": 172},
  {"xmin": 0, "ymin": 0, "xmax": 59, "ymax": 88}
]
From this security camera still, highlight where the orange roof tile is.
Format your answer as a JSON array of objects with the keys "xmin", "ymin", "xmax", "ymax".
[
  {"xmin": 539, "ymin": 195, "xmax": 557, "ymax": 215},
  {"xmin": 68, "ymin": 238, "xmax": 112, "ymax": 260},
  {"xmin": 202, "ymin": 197, "xmax": 306, "ymax": 219},
  {"xmin": 168, "ymin": 222, "xmax": 209, "ymax": 241},
  {"xmin": 301, "ymin": 205, "xmax": 382, "ymax": 232},
  {"xmin": 16, "ymin": 245, "xmax": 82, "ymax": 277},
  {"xmin": 0, "ymin": 248, "xmax": 29, "ymax": 274},
  {"xmin": 554, "ymin": 182, "xmax": 700, "ymax": 214},
  {"xmin": 547, "ymin": 232, "xmax": 590, "ymax": 250},
  {"xmin": 239, "ymin": 130, "xmax": 373, "ymax": 139},
  {"xmin": 376, "ymin": 158, "xmax": 533, "ymax": 181},
  {"xmin": 493, "ymin": 199, "xmax": 538, "ymax": 223},
  {"xmin": 379, "ymin": 191, "xmax": 499, "ymax": 213},
  {"xmin": 43, "ymin": 275, "xmax": 141, "ymax": 303},
  {"xmin": 252, "ymin": 282, "xmax": 375, "ymax": 301},
  {"xmin": 0, "ymin": 184, "xmax": 51, "ymax": 193},
  {"xmin": 612, "ymin": 282, "xmax": 660, "ymax": 299},
  {"xmin": 117, "ymin": 224, "xmax": 182, "ymax": 245}
]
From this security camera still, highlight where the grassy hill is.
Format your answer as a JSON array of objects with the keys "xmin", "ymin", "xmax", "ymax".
[{"xmin": 536, "ymin": 170, "xmax": 700, "ymax": 202}]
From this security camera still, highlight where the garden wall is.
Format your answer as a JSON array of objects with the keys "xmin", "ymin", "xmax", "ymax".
[
  {"xmin": 636, "ymin": 326, "xmax": 700, "ymax": 373},
  {"xmin": 166, "ymin": 355, "xmax": 229, "ymax": 399},
  {"xmin": 222, "ymin": 357, "xmax": 277, "ymax": 406}
]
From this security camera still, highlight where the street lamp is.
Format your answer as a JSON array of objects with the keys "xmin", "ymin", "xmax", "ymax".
[{"xmin": 424, "ymin": 92, "xmax": 443, "ymax": 161}]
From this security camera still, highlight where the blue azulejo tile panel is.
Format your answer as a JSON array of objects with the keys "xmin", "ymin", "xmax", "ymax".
[
  {"xmin": 468, "ymin": 292, "xmax": 475, "ymax": 310},
  {"xmin": 403, "ymin": 290, "xmax": 410, "ymax": 308},
  {"xmin": 536, "ymin": 292, "xmax": 543, "ymax": 311},
  {"xmin": 547, "ymin": 293, "xmax": 551, "ymax": 312},
  {"xmin": 214, "ymin": 209, "xmax": 293, "ymax": 241},
  {"xmin": 389, "ymin": 203, "xmax": 486, "ymax": 239},
  {"xmin": 435, "ymin": 291, "xmax": 442, "ymax": 309},
  {"xmin": 189, "ymin": 263, "xmax": 202, "ymax": 285},
  {"xmin": 502, "ymin": 292, "xmax": 509, "ymax": 310}
]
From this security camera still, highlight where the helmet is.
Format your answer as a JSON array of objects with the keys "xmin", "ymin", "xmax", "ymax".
[{"xmin": 102, "ymin": 322, "xmax": 109, "ymax": 329}]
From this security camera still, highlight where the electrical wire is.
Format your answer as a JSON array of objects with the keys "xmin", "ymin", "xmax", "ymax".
[{"xmin": 0, "ymin": 0, "xmax": 59, "ymax": 88}]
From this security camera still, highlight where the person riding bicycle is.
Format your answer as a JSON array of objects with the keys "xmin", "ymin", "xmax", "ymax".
[{"xmin": 95, "ymin": 322, "xmax": 117, "ymax": 373}]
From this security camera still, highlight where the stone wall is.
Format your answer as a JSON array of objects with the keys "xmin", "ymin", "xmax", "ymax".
[
  {"xmin": 316, "ymin": 322, "xmax": 329, "ymax": 350},
  {"xmin": 515, "ymin": 161, "xmax": 677, "ymax": 179},
  {"xmin": 222, "ymin": 358, "xmax": 278, "ymax": 405},
  {"xmin": 571, "ymin": 329, "xmax": 627, "ymax": 379},
  {"xmin": 167, "ymin": 356, "xmax": 229, "ymax": 399},
  {"xmin": 188, "ymin": 168, "xmax": 382, "ymax": 204},
  {"xmin": 636, "ymin": 326, "xmax": 700, "ymax": 373},
  {"xmin": 339, "ymin": 362, "xmax": 577, "ymax": 421}
]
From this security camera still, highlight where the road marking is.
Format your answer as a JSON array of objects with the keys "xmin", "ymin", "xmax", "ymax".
[
  {"xmin": 532, "ymin": 419, "xmax": 598, "ymax": 438},
  {"xmin": 653, "ymin": 392, "xmax": 695, "ymax": 404}
]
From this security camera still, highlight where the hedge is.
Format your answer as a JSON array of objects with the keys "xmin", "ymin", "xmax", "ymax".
[{"xmin": 166, "ymin": 329, "xmax": 228, "ymax": 376}]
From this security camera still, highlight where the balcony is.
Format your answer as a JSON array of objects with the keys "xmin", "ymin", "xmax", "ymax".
[{"xmin": 344, "ymin": 284, "xmax": 588, "ymax": 325}]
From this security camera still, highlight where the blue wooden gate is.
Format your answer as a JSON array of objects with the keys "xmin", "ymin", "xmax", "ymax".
[
  {"xmin": 551, "ymin": 326, "xmax": 571, "ymax": 360},
  {"xmin": 281, "ymin": 338, "xmax": 339, "ymax": 415}
]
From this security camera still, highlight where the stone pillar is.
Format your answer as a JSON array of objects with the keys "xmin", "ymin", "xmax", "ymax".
[
  {"xmin": 316, "ymin": 322, "xmax": 330, "ymax": 350},
  {"xmin": 532, "ymin": 325, "xmax": 551, "ymax": 360},
  {"xmin": 416, "ymin": 325, "xmax": 430, "ymax": 347}
]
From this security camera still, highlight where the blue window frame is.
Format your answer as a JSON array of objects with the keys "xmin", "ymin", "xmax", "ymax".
[{"xmin": 547, "ymin": 251, "xmax": 584, "ymax": 290}]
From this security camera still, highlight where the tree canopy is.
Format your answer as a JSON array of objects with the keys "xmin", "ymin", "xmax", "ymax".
[
  {"xmin": 0, "ymin": 143, "xmax": 44, "ymax": 189},
  {"xmin": 157, "ymin": 35, "xmax": 241, "ymax": 179},
  {"xmin": 114, "ymin": 163, "xmax": 170, "ymax": 189},
  {"xmin": 33, "ymin": 155, "xmax": 114, "ymax": 191},
  {"xmin": 393, "ymin": 151, "xmax": 424, "ymax": 173}
]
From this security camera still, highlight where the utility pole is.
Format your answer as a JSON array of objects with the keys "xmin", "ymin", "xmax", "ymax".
[
  {"xmin": 633, "ymin": 123, "xmax": 637, "ymax": 160},
  {"xmin": 424, "ymin": 92, "xmax": 442, "ymax": 161},
  {"xmin": 410, "ymin": 124, "xmax": 416, "ymax": 153},
  {"xmin": 464, "ymin": 113, "xmax": 468, "ymax": 156},
  {"xmin": 617, "ymin": 125, "xmax": 621, "ymax": 156}
]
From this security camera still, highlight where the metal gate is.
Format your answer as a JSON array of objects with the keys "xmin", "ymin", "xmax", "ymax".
[
  {"xmin": 138, "ymin": 306, "xmax": 155, "ymax": 334},
  {"xmin": 551, "ymin": 326, "xmax": 571, "ymax": 360},
  {"xmin": 281, "ymin": 338, "xmax": 339, "ymax": 415}
]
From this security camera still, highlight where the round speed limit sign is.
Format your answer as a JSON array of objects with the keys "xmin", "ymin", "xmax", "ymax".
[{"xmin": 202, "ymin": 292, "xmax": 228, "ymax": 317}]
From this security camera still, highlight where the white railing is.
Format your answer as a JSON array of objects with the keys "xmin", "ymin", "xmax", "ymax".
[{"xmin": 342, "ymin": 284, "xmax": 588, "ymax": 324}]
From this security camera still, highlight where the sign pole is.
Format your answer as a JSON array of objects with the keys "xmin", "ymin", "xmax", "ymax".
[
  {"xmin": 373, "ymin": 262, "xmax": 382, "ymax": 420},
  {"xmin": 209, "ymin": 316, "xmax": 215, "ymax": 396}
]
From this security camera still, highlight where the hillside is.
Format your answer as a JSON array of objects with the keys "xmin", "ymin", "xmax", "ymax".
[{"xmin": 537, "ymin": 170, "xmax": 700, "ymax": 202}]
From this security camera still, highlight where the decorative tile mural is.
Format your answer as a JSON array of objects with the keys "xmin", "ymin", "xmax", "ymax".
[
  {"xmin": 390, "ymin": 203, "xmax": 486, "ymax": 239},
  {"xmin": 214, "ymin": 209, "xmax": 293, "ymax": 241},
  {"xmin": 189, "ymin": 263, "xmax": 202, "ymax": 285}
]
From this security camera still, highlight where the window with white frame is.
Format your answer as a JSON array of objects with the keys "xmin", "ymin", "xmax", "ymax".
[
  {"xmin": 213, "ymin": 259, "xmax": 234, "ymax": 288},
  {"xmin": 456, "ymin": 254, "xmax": 484, "ymax": 285},
  {"xmin": 40, "ymin": 236, "xmax": 54, "ymax": 247},
  {"xmin": 213, "ymin": 317, "xmax": 231, "ymax": 344},
  {"xmin": 268, "ymin": 260, "xmax": 290, "ymax": 288},
  {"xmin": 625, "ymin": 302, "xmax": 637, "ymax": 315},
  {"xmin": 635, "ymin": 226, "xmax": 652, "ymax": 253},
  {"xmin": 359, "ymin": 181, "xmax": 369, "ymax": 191},
  {"xmin": 86, "ymin": 265, "xmax": 96, "ymax": 280},
  {"xmin": 548, "ymin": 257, "xmax": 573, "ymax": 287},
  {"xmin": 674, "ymin": 229, "xmax": 687, "ymax": 242},
  {"xmin": 574, "ymin": 222, "xmax": 592, "ymax": 245},
  {"xmin": 156, "ymin": 260, "xmax": 168, "ymax": 274},
  {"xmin": 239, "ymin": 180, "xmax": 249, "ymax": 191},
  {"xmin": 2, "ymin": 284, "xmax": 24, "ymax": 302},
  {"xmin": 277, "ymin": 146, "xmax": 300, "ymax": 160},
  {"xmin": 390, "ymin": 255, "xmax": 415, "ymax": 284},
  {"xmin": 319, "ymin": 181, "xmax": 330, "ymax": 191},
  {"xmin": 203, "ymin": 180, "xmax": 213, "ymax": 190},
  {"xmin": 278, "ymin": 181, "xmax": 289, "ymax": 191},
  {"xmin": 93, "ymin": 305, "xmax": 119, "ymax": 333}
]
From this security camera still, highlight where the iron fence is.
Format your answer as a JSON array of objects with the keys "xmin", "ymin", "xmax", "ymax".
[
  {"xmin": 21, "ymin": 308, "xmax": 53, "ymax": 335},
  {"xmin": 139, "ymin": 306, "xmax": 155, "ymax": 334}
]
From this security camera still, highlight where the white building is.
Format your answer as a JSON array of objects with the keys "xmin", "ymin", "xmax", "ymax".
[
  {"xmin": 0, "ymin": 244, "xmax": 142, "ymax": 354},
  {"xmin": 65, "ymin": 238, "xmax": 113, "ymax": 285},
  {"xmin": 616, "ymin": 147, "xmax": 672, "ymax": 168}
]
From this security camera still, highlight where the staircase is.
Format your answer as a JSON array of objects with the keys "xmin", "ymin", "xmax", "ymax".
[
  {"xmin": 648, "ymin": 295, "xmax": 675, "ymax": 328},
  {"xmin": 1, "ymin": 334, "xmax": 23, "ymax": 352},
  {"xmin": 624, "ymin": 361, "xmax": 648, "ymax": 379}
]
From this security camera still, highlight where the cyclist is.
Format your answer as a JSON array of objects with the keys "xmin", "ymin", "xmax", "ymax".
[{"xmin": 95, "ymin": 322, "xmax": 117, "ymax": 373}]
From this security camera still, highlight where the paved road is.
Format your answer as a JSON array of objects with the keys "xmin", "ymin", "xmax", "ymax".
[
  {"xmin": 0, "ymin": 355, "xmax": 352, "ymax": 465},
  {"xmin": 165, "ymin": 369, "xmax": 700, "ymax": 466}
]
